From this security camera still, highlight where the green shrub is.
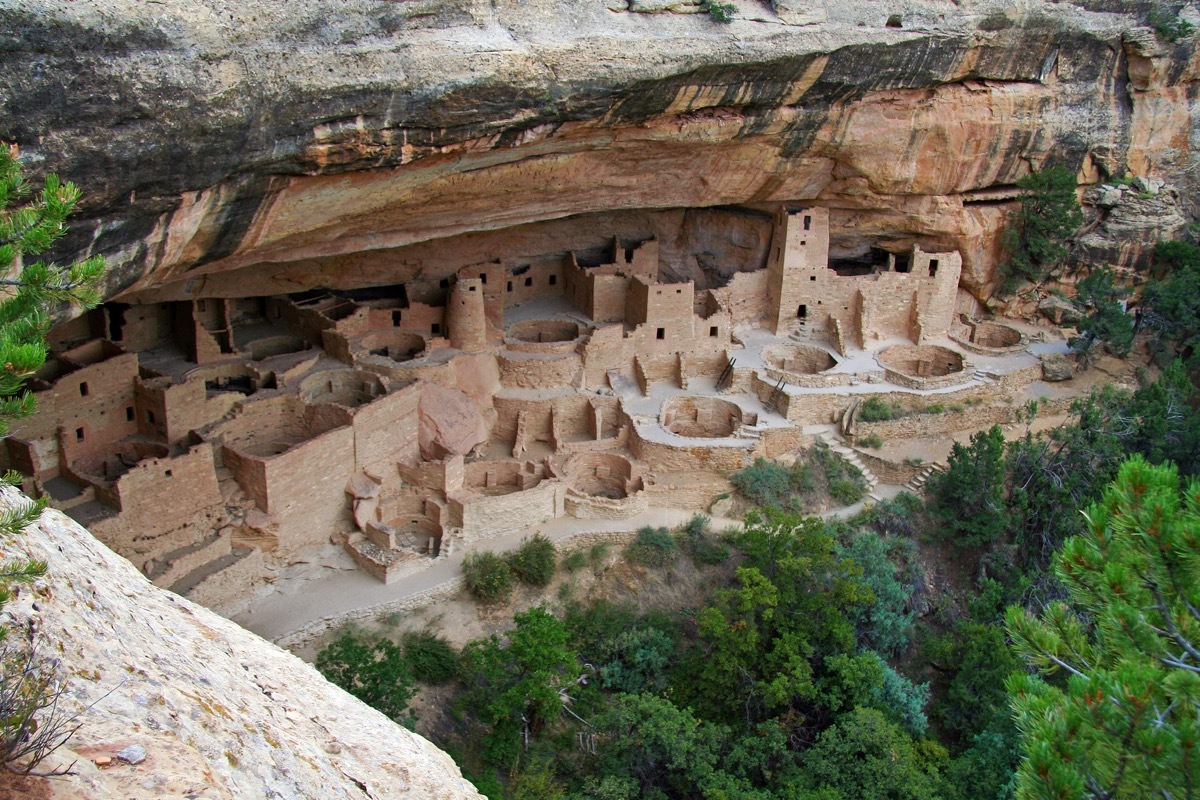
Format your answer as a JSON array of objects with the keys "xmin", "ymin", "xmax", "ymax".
[
  {"xmin": 589, "ymin": 541, "xmax": 611, "ymax": 567},
  {"xmin": 317, "ymin": 633, "xmax": 415, "ymax": 721},
  {"xmin": 858, "ymin": 433, "xmax": 883, "ymax": 449},
  {"xmin": 624, "ymin": 526, "xmax": 677, "ymax": 567},
  {"xmin": 1149, "ymin": 4, "xmax": 1196, "ymax": 42},
  {"xmin": 403, "ymin": 630, "xmax": 458, "ymax": 684},
  {"xmin": 830, "ymin": 478, "xmax": 866, "ymax": 505},
  {"xmin": 860, "ymin": 396, "xmax": 901, "ymax": 422},
  {"xmin": 506, "ymin": 534, "xmax": 557, "ymax": 587},
  {"xmin": 731, "ymin": 457, "xmax": 793, "ymax": 507},
  {"xmin": 561, "ymin": 549, "xmax": 588, "ymax": 573},
  {"xmin": 678, "ymin": 515, "xmax": 730, "ymax": 566},
  {"xmin": 702, "ymin": 0, "xmax": 736, "ymax": 22},
  {"xmin": 463, "ymin": 551, "xmax": 514, "ymax": 603},
  {"xmin": 923, "ymin": 402, "xmax": 945, "ymax": 414}
]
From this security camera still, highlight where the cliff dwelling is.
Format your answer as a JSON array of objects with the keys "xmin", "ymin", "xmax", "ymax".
[{"xmin": 5, "ymin": 205, "xmax": 1048, "ymax": 610}]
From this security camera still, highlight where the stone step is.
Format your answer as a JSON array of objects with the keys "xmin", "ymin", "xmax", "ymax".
[{"xmin": 146, "ymin": 532, "xmax": 232, "ymax": 587}]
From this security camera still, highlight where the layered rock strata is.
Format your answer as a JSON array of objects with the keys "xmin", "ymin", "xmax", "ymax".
[{"xmin": 2, "ymin": 0, "xmax": 1197, "ymax": 305}]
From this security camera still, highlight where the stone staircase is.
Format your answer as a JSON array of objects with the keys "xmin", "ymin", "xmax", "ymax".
[
  {"xmin": 816, "ymin": 430, "xmax": 883, "ymax": 502},
  {"xmin": 904, "ymin": 461, "xmax": 948, "ymax": 494}
]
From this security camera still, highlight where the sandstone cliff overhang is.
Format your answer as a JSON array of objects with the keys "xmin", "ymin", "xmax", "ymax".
[
  {"xmin": 0, "ymin": 487, "xmax": 483, "ymax": 800},
  {"xmin": 3, "ymin": 0, "xmax": 1194, "ymax": 304}
]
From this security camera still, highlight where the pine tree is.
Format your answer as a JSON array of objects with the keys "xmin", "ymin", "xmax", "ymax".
[
  {"xmin": 0, "ymin": 143, "xmax": 104, "ymax": 605},
  {"xmin": 1002, "ymin": 166, "xmax": 1083, "ymax": 287},
  {"xmin": 1006, "ymin": 457, "xmax": 1200, "ymax": 800}
]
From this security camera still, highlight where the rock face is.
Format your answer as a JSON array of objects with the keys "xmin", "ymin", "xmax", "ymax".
[
  {"xmin": 2, "ymin": 0, "xmax": 1197, "ymax": 306},
  {"xmin": 0, "ymin": 488, "xmax": 482, "ymax": 800}
]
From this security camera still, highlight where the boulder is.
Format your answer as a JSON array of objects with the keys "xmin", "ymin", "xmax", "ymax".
[
  {"xmin": 1041, "ymin": 353, "xmax": 1075, "ymax": 382},
  {"xmin": 772, "ymin": 0, "xmax": 828, "ymax": 25},
  {"xmin": 1038, "ymin": 295, "xmax": 1084, "ymax": 325},
  {"xmin": 418, "ymin": 384, "xmax": 490, "ymax": 460}
]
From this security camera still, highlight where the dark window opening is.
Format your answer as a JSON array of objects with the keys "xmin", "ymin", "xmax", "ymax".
[
  {"xmin": 810, "ymin": 275, "xmax": 817, "ymax": 281},
  {"xmin": 146, "ymin": 410, "xmax": 156, "ymax": 424},
  {"xmin": 507, "ymin": 281, "xmax": 513, "ymax": 292},
  {"xmin": 803, "ymin": 215, "xmax": 812, "ymax": 231},
  {"xmin": 625, "ymin": 249, "xmax": 635, "ymax": 264},
  {"xmin": 79, "ymin": 382, "xmax": 89, "ymax": 397},
  {"xmin": 800, "ymin": 240, "xmax": 807, "ymax": 247},
  {"xmin": 929, "ymin": 259, "xmax": 940, "ymax": 277},
  {"xmin": 165, "ymin": 470, "xmax": 173, "ymax": 478},
  {"xmin": 710, "ymin": 326, "xmax": 719, "ymax": 337},
  {"xmin": 392, "ymin": 311, "xmax": 403, "ymax": 326},
  {"xmin": 656, "ymin": 328, "xmax": 665, "ymax": 340},
  {"xmin": 439, "ymin": 278, "xmax": 449, "ymax": 288},
  {"xmin": 126, "ymin": 407, "xmax": 134, "ymax": 422},
  {"xmin": 676, "ymin": 288, "xmax": 683, "ymax": 294},
  {"xmin": 524, "ymin": 277, "xmax": 533, "ymax": 287},
  {"xmin": 431, "ymin": 323, "xmax": 441, "ymax": 335},
  {"xmin": 549, "ymin": 275, "xmax": 557, "ymax": 286},
  {"xmin": 468, "ymin": 286, "xmax": 477, "ymax": 292},
  {"xmin": 480, "ymin": 273, "xmax": 487, "ymax": 284},
  {"xmin": 75, "ymin": 428, "xmax": 84, "ymax": 442},
  {"xmin": 798, "ymin": 304, "xmax": 807, "ymax": 319}
]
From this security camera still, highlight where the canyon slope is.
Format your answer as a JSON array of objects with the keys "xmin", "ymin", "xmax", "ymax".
[{"xmin": 3, "ymin": 0, "xmax": 1197, "ymax": 306}]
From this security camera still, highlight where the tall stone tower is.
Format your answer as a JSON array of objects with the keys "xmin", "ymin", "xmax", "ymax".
[
  {"xmin": 447, "ymin": 277, "xmax": 487, "ymax": 352},
  {"xmin": 766, "ymin": 206, "xmax": 830, "ymax": 334}
]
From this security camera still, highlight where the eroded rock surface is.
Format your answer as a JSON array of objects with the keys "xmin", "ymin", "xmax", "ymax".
[
  {"xmin": 0, "ymin": 489, "xmax": 482, "ymax": 800},
  {"xmin": 3, "ymin": 0, "xmax": 1197, "ymax": 306}
]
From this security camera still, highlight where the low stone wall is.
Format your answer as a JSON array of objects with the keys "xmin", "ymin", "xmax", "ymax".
[
  {"xmin": 565, "ymin": 488, "xmax": 650, "ymax": 519},
  {"xmin": 497, "ymin": 351, "xmax": 581, "ymax": 390},
  {"xmin": 186, "ymin": 547, "xmax": 267, "ymax": 613},
  {"xmin": 642, "ymin": 478, "xmax": 728, "ymax": 511},
  {"xmin": 762, "ymin": 365, "xmax": 854, "ymax": 389},
  {"xmin": 851, "ymin": 449, "xmax": 924, "ymax": 485},
  {"xmin": 756, "ymin": 426, "xmax": 811, "ymax": 459},
  {"xmin": 881, "ymin": 365, "xmax": 974, "ymax": 390}
]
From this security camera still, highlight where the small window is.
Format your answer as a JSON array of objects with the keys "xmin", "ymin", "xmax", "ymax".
[
  {"xmin": 468, "ymin": 285, "xmax": 476, "ymax": 292},
  {"xmin": 549, "ymin": 275, "xmax": 557, "ymax": 286},
  {"xmin": 625, "ymin": 249, "xmax": 634, "ymax": 264},
  {"xmin": 164, "ymin": 470, "xmax": 173, "ymax": 478},
  {"xmin": 803, "ymin": 215, "xmax": 812, "ymax": 231},
  {"xmin": 480, "ymin": 273, "xmax": 487, "ymax": 284},
  {"xmin": 431, "ymin": 323, "xmax": 441, "ymax": 335},
  {"xmin": 810, "ymin": 275, "xmax": 816, "ymax": 281},
  {"xmin": 524, "ymin": 277, "xmax": 533, "ymax": 287},
  {"xmin": 656, "ymin": 328, "xmax": 665, "ymax": 340},
  {"xmin": 439, "ymin": 278, "xmax": 449, "ymax": 289},
  {"xmin": 710, "ymin": 326, "xmax": 719, "ymax": 337},
  {"xmin": 798, "ymin": 304, "xmax": 807, "ymax": 319},
  {"xmin": 800, "ymin": 240, "xmax": 806, "ymax": 247},
  {"xmin": 74, "ymin": 427, "xmax": 85, "ymax": 442},
  {"xmin": 676, "ymin": 288, "xmax": 682, "ymax": 294},
  {"xmin": 125, "ymin": 407, "xmax": 134, "ymax": 422},
  {"xmin": 146, "ymin": 410, "xmax": 156, "ymax": 424},
  {"xmin": 79, "ymin": 382, "xmax": 89, "ymax": 397},
  {"xmin": 507, "ymin": 281, "xmax": 513, "ymax": 292},
  {"xmin": 929, "ymin": 259, "xmax": 939, "ymax": 277},
  {"xmin": 392, "ymin": 311, "xmax": 402, "ymax": 326}
]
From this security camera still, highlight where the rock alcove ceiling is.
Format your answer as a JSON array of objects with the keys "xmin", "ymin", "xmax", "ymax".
[{"xmin": 3, "ymin": 0, "xmax": 1197, "ymax": 309}]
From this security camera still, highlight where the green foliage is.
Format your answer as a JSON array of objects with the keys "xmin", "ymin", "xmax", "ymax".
[
  {"xmin": 860, "ymin": 396, "xmax": 902, "ymax": 422},
  {"xmin": 462, "ymin": 606, "xmax": 580, "ymax": 761},
  {"xmin": 403, "ymin": 630, "xmax": 458, "ymax": 684},
  {"xmin": 800, "ymin": 707, "xmax": 946, "ymax": 800},
  {"xmin": 856, "ymin": 492, "xmax": 923, "ymax": 539},
  {"xmin": 701, "ymin": 0, "xmax": 736, "ymax": 22},
  {"xmin": 829, "ymin": 478, "xmax": 866, "ymax": 505},
  {"xmin": 731, "ymin": 457, "xmax": 794, "ymax": 508},
  {"xmin": 1006, "ymin": 457, "xmax": 1200, "ymax": 800},
  {"xmin": 1144, "ymin": 240, "xmax": 1200, "ymax": 366},
  {"xmin": 677, "ymin": 514, "xmax": 730, "ymax": 566},
  {"xmin": 560, "ymin": 549, "xmax": 588, "ymax": 573},
  {"xmin": 836, "ymin": 531, "xmax": 918, "ymax": 657},
  {"xmin": 858, "ymin": 433, "xmax": 884, "ymax": 449},
  {"xmin": 624, "ymin": 526, "xmax": 677, "ymax": 568},
  {"xmin": 1001, "ymin": 166, "xmax": 1082, "ymax": 286},
  {"xmin": 507, "ymin": 534, "xmax": 557, "ymax": 587},
  {"xmin": 928, "ymin": 426, "xmax": 1010, "ymax": 548},
  {"xmin": 1148, "ymin": 3, "xmax": 1196, "ymax": 42},
  {"xmin": 316, "ymin": 633, "xmax": 415, "ymax": 722},
  {"xmin": 463, "ymin": 550, "xmax": 514, "ymax": 603},
  {"xmin": 1069, "ymin": 267, "xmax": 1134, "ymax": 362},
  {"xmin": 596, "ymin": 626, "xmax": 676, "ymax": 694}
]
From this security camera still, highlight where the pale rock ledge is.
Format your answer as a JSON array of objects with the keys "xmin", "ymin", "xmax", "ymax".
[{"xmin": 0, "ymin": 487, "xmax": 483, "ymax": 800}]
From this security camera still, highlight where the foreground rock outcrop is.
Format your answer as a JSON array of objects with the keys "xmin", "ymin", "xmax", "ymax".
[
  {"xmin": 0, "ymin": 487, "xmax": 482, "ymax": 800},
  {"xmin": 4, "ymin": 0, "xmax": 1198, "ymax": 305}
]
